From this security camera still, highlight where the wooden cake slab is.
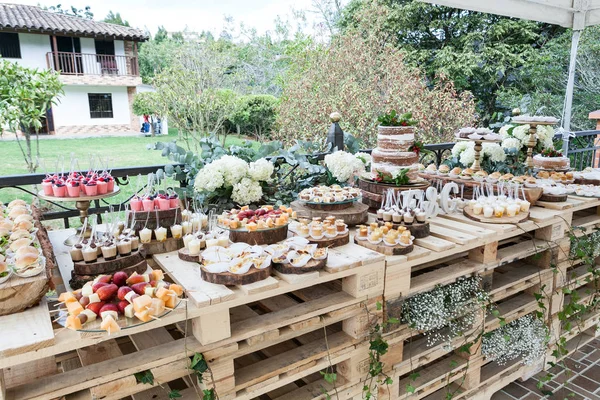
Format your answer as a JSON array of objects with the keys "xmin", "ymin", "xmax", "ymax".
[
  {"xmin": 353, "ymin": 236, "xmax": 413, "ymax": 256},
  {"xmin": 463, "ymin": 206, "xmax": 529, "ymax": 224},
  {"xmin": 291, "ymin": 201, "xmax": 368, "ymax": 226},
  {"xmin": 228, "ymin": 225, "xmax": 288, "ymax": 245},
  {"xmin": 200, "ymin": 265, "xmax": 272, "ymax": 285},
  {"xmin": 272, "ymin": 258, "xmax": 327, "ymax": 274}
]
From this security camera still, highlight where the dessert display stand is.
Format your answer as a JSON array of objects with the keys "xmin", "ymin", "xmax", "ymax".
[
  {"xmin": 226, "ymin": 225, "xmax": 288, "ymax": 245},
  {"xmin": 130, "ymin": 208, "xmax": 182, "ymax": 232},
  {"xmin": 456, "ymin": 138, "xmax": 502, "ymax": 172},
  {"xmin": 377, "ymin": 220, "xmax": 430, "ymax": 238},
  {"xmin": 358, "ymin": 178, "xmax": 430, "ymax": 211},
  {"xmin": 38, "ymin": 186, "xmax": 120, "ymax": 245},
  {"xmin": 291, "ymin": 200, "xmax": 368, "ymax": 226},
  {"xmin": 200, "ymin": 265, "xmax": 273, "ymax": 285},
  {"xmin": 178, "ymin": 247, "xmax": 202, "ymax": 262},
  {"xmin": 539, "ymin": 193, "xmax": 569, "ymax": 203},
  {"xmin": 463, "ymin": 205, "xmax": 530, "ymax": 224}
]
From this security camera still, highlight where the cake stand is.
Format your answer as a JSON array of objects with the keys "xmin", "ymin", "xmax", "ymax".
[
  {"xmin": 511, "ymin": 118, "xmax": 558, "ymax": 169},
  {"xmin": 39, "ymin": 186, "xmax": 120, "ymax": 245},
  {"xmin": 457, "ymin": 138, "xmax": 502, "ymax": 172}
]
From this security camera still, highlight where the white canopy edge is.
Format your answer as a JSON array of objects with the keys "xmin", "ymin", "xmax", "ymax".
[{"xmin": 419, "ymin": 0, "xmax": 600, "ymax": 29}]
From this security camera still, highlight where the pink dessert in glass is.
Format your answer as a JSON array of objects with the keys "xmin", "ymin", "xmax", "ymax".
[
  {"xmin": 106, "ymin": 177, "xmax": 115, "ymax": 192},
  {"xmin": 97, "ymin": 179, "xmax": 108, "ymax": 195},
  {"xmin": 52, "ymin": 182, "xmax": 67, "ymax": 197},
  {"xmin": 130, "ymin": 196, "xmax": 143, "ymax": 211},
  {"xmin": 67, "ymin": 181, "xmax": 80, "ymax": 197},
  {"xmin": 85, "ymin": 181, "xmax": 98, "ymax": 196},
  {"xmin": 158, "ymin": 197, "xmax": 170, "ymax": 210},
  {"xmin": 142, "ymin": 198, "xmax": 154, "ymax": 211},
  {"xmin": 42, "ymin": 179, "xmax": 54, "ymax": 195},
  {"xmin": 169, "ymin": 194, "xmax": 179, "ymax": 208}
]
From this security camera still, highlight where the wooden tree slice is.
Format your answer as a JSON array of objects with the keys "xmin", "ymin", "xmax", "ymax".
[
  {"xmin": 201, "ymin": 265, "xmax": 272, "ymax": 285},
  {"xmin": 178, "ymin": 248, "xmax": 202, "ymax": 263},
  {"xmin": 228, "ymin": 225, "xmax": 288, "ymax": 245},
  {"xmin": 303, "ymin": 231, "xmax": 350, "ymax": 248},
  {"xmin": 358, "ymin": 178, "xmax": 430, "ymax": 195},
  {"xmin": 0, "ymin": 206, "xmax": 53, "ymax": 316},
  {"xmin": 301, "ymin": 200, "xmax": 355, "ymax": 211},
  {"xmin": 539, "ymin": 193, "xmax": 568, "ymax": 203},
  {"xmin": 291, "ymin": 201, "xmax": 368, "ymax": 227},
  {"xmin": 353, "ymin": 237, "xmax": 413, "ymax": 256},
  {"xmin": 463, "ymin": 206, "xmax": 529, "ymax": 224},
  {"xmin": 575, "ymin": 178, "xmax": 600, "ymax": 186},
  {"xmin": 143, "ymin": 237, "xmax": 184, "ymax": 255},
  {"xmin": 130, "ymin": 208, "xmax": 182, "ymax": 235},
  {"xmin": 72, "ymin": 248, "xmax": 146, "ymax": 275},
  {"xmin": 272, "ymin": 258, "xmax": 327, "ymax": 274},
  {"xmin": 69, "ymin": 259, "xmax": 148, "ymax": 289},
  {"xmin": 377, "ymin": 221, "xmax": 430, "ymax": 238}
]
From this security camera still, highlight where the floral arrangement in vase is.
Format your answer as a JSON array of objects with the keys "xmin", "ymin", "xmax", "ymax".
[
  {"xmin": 499, "ymin": 123, "xmax": 556, "ymax": 156},
  {"xmin": 450, "ymin": 141, "xmax": 507, "ymax": 169},
  {"xmin": 482, "ymin": 314, "xmax": 548, "ymax": 365},
  {"xmin": 194, "ymin": 155, "xmax": 274, "ymax": 207}
]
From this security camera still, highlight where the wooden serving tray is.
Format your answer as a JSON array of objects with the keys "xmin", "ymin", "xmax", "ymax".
[
  {"xmin": 69, "ymin": 260, "xmax": 148, "ymax": 290},
  {"xmin": 72, "ymin": 247, "xmax": 145, "ymax": 275},
  {"xmin": 301, "ymin": 231, "xmax": 349, "ymax": 248},
  {"xmin": 377, "ymin": 220, "xmax": 430, "ymax": 238},
  {"xmin": 272, "ymin": 258, "xmax": 327, "ymax": 274},
  {"xmin": 291, "ymin": 201, "xmax": 368, "ymax": 227},
  {"xmin": 539, "ymin": 193, "xmax": 568, "ymax": 203},
  {"xmin": 463, "ymin": 205, "xmax": 529, "ymax": 224},
  {"xmin": 178, "ymin": 248, "xmax": 202, "ymax": 263},
  {"xmin": 228, "ymin": 225, "xmax": 288, "ymax": 245},
  {"xmin": 300, "ymin": 199, "xmax": 356, "ymax": 211},
  {"xmin": 200, "ymin": 265, "xmax": 272, "ymax": 285},
  {"xmin": 353, "ymin": 236, "xmax": 413, "ymax": 256}
]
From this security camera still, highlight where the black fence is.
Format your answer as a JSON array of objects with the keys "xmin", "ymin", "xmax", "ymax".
[{"xmin": 2, "ymin": 128, "xmax": 598, "ymax": 228}]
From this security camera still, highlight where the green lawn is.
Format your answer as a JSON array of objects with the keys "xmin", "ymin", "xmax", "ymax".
[{"xmin": 2, "ymin": 129, "xmax": 256, "ymax": 228}]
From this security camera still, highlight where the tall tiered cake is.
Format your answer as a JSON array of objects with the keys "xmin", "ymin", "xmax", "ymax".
[{"xmin": 371, "ymin": 125, "xmax": 419, "ymax": 178}]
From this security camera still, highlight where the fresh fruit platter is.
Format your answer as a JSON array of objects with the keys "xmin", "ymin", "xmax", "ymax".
[
  {"xmin": 1, "ymin": 199, "xmax": 45, "ymax": 281},
  {"xmin": 200, "ymin": 242, "xmax": 273, "ymax": 285},
  {"xmin": 60, "ymin": 269, "xmax": 183, "ymax": 334},
  {"xmin": 267, "ymin": 237, "xmax": 328, "ymax": 274},
  {"xmin": 217, "ymin": 205, "xmax": 294, "ymax": 245}
]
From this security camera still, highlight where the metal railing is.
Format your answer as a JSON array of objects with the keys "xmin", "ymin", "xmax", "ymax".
[
  {"xmin": 46, "ymin": 52, "xmax": 139, "ymax": 77},
  {"xmin": 557, "ymin": 130, "xmax": 600, "ymax": 170}
]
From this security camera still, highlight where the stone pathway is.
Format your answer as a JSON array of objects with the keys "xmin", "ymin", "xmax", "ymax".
[{"xmin": 492, "ymin": 338, "xmax": 600, "ymax": 399}]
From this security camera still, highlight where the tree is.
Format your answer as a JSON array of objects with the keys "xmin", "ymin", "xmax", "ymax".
[
  {"xmin": 339, "ymin": 0, "xmax": 565, "ymax": 124},
  {"xmin": 0, "ymin": 61, "xmax": 63, "ymax": 173},
  {"xmin": 277, "ymin": 0, "xmax": 477, "ymax": 146},
  {"xmin": 138, "ymin": 37, "xmax": 182, "ymax": 83},
  {"xmin": 103, "ymin": 11, "xmax": 130, "ymax": 26},
  {"xmin": 152, "ymin": 42, "xmax": 245, "ymax": 151},
  {"xmin": 45, "ymin": 4, "xmax": 93, "ymax": 19},
  {"xmin": 132, "ymin": 92, "xmax": 161, "ymax": 136},
  {"xmin": 230, "ymin": 95, "xmax": 279, "ymax": 140}
]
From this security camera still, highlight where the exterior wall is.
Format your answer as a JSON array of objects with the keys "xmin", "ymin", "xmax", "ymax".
[
  {"xmin": 59, "ymin": 74, "xmax": 142, "ymax": 86},
  {"xmin": 12, "ymin": 32, "xmax": 51, "ymax": 69},
  {"xmin": 53, "ymin": 85, "xmax": 135, "ymax": 135}
]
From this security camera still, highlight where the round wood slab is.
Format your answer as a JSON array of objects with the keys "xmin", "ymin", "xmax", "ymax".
[
  {"xmin": 130, "ymin": 208, "xmax": 182, "ymax": 233},
  {"xmin": 575, "ymin": 178, "xmax": 600, "ymax": 186},
  {"xmin": 69, "ymin": 259, "xmax": 148, "ymax": 290},
  {"xmin": 273, "ymin": 258, "xmax": 327, "ymax": 274},
  {"xmin": 178, "ymin": 248, "xmax": 202, "ymax": 263},
  {"xmin": 228, "ymin": 225, "xmax": 288, "ymax": 245},
  {"xmin": 377, "ymin": 220, "xmax": 430, "ymax": 238},
  {"xmin": 463, "ymin": 206, "xmax": 529, "ymax": 224},
  {"xmin": 200, "ymin": 265, "xmax": 272, "ymax": 285},
  {"xmin": 291, "ymin": 201, "xmax": 368, "ymax": 227},
  {"xmin": 358, "ymin": 178, "xmax": 430, "ymax": 195},
  {"xmin": 72, "ymin": 247, "xmax": 146, "ymax": 275},
  {"xmin": 143, "ymin": 237, "xmax": 184, "ymax": 255},
  {"xmin": 353, "ymin": 236, "xmax": 413, "ymax": 256},
  {"xmin": 300, "ymin": 199, "xmax": 356, "ymax": 211},
  {"xmin": 303, "ymin": 231, "xmax": 349, "ymax": 248},
  {"xmin": 539, "ymin": 193, "xmax": 568, "ymax": 203}
]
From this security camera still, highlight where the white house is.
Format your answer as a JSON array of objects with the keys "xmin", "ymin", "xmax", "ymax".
[{"xmin": 0, "ymin": 3, "xmax": 148, "ymax": 135}]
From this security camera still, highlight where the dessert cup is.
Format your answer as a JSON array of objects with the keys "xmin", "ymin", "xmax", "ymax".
[
  {"xmin": 158, "ymin": 198, "xmax": 170, "ymax": 210},
  {"xmin": 85, "ymin": 184, "xmax": 98, "ymax": 196},
  {"xmin": 169, "ymin": 196, "xmax": 179, "ymax": 208},
  {"xmin": 129, "ymin": 235, "xmax": 140, "ymax": 251},
  {"xmin": 67, "ymin": 184, "xmax": 80, "ymax": 198},
  {"xmin": 82, "ymin": 246, "xmax": 98, "ymax": 263},
  {"xmin": 70, "ymin": 244, "xmax": 84, "ymax": 262},
  {"xmin": 154, "ymin": 227, "xmax": 167, "ymax": 242},
  {"xmin": 117, "ymin": 239, "xmax": 132, "ymax": 256},
  {"xmin": 97, "ymin": 181, "xmax": 108, "ymax": 195},
  {"xmin": 139, "ymin": 228, "xmax": 152, "ymax": 244},
  {"xmin": 142, "ymin": 199, "xmax": 154, "ymax": 211},
  {"xmin": 42, "ymin": 181, "xmax": 53, "ymax": 195},
  {"xmin": 101, "ymin": 243, "xmax": 117, "ymax": 260},
  {"xmin": 52, "ymin": 185, "xmax": 67, "ymax": 197},
  {"xmin": 188, "ymin": 239, "xmax": 201, "ymax": 256},
  {"xmin": 130, "ymin": 198, "xmax": 143, "ymax": 211},
  {"xmin": 171, "ymin": 224, "xmax": 183, "ymax": 239},
  {"xmin": 183, "ymin": 234, "xmax": 194, "ymax": 249},
  {"xmin": 182, "ymin": 221, "xmax": 192, "ymax": 235}
]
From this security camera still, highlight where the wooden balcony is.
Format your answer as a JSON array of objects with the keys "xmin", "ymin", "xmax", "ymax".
[{"xmin": 46, "ymin": 52, "xmax": 139, "ymax": 77}]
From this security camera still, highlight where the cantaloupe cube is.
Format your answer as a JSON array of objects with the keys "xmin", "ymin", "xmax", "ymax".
[
  {"xmin": 65, "ymin": 315, "xmax": 82, "ymax": 330},
  {"xmin": 155, "ymin": 287, "xmax": 169, "ymax": 301},
  {"xmin": 66, "ymin": 301, "xmax": 84, "ymax": 316},
  {"xmin": 169, "ymin": 284, "xmax": 183, "ymax": 297},
  {"xmin": 165, "ymin": 291, "xmax": 177, "ymax": 309},
  {"xmin": 134, "ymin": 309, "xmax": 152, "ymax": 323},
  {"xmin": 150, "ymin": 269, "xmax": 164, "ymax": 282},
  {"xmin": 100, "ymin": 315, "xmax": 121, "ymax": 334},
  {"xmin": 148, "ymin": 298, "xmax": 165, "ymax": 316},
  {"xmin": 132, "ymin": 294, "xmax": 152, "ymax": 313},
  {"xmin": 59, "ymin": 292, "xmax": 77, "ymax": 303}
]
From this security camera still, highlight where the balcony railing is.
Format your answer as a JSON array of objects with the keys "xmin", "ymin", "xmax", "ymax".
[{"xmin": 46, "ymin": 52, "xmax": 139, "ymax": 77}]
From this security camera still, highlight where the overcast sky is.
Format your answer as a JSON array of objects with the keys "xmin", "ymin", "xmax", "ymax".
[{"xmin": 15, "ymin": 0, "xmax": 323, "ymax": 37}]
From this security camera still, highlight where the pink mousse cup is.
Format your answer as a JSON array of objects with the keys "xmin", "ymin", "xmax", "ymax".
[
  {"xmin": 85, "ymin": 184, "xmax": 98, "ymax": 196},
  {"xmin": 52, "ymin": 185, "xmax": 67, "ymax": 197},
  {"xmin": 158, "ymin": 198, "xmax": 170, "ymax": 210},
  {"xmin": 142, "ymin": 198, "xmax": 155, "ymax": 211},
  {"xmin": 42, "ymin": 181, "xmax": 54, "ymax": 196},
  {"xmin": 130, "ymin": 198, "xmax": 143, "ymax": 211},
  {"xmin": 97, "ymin": 181, "xmax": 108, "ymax": 195},
  {"xmin": 67, "ymin": 184, "xmax": 80, "ymax": 198}
]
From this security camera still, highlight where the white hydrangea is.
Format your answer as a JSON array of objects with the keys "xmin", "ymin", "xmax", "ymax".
[
  {"xmin": 512, "ymin": 125, "xmax": 530, "ymax": 141},
  {"xmin": 325, "ymin": 151, "xmax": 365, "ymax": 183},
  {"xmin": 248, "ymin": 158, "xmax": 274, "ymax": 181},
  {"xmin": 355, "ymin": 152, "xmax": 372, "ymax": 167},
  {"xmin": 231, "ymin": 177, "xmax": 263, "ymax": 205},
  {"xmin": 451, "ymin": 141, "xmax": 472, "ymax": 158},
  {"xmin": 214, "ymin": 155, "xmax": 249, "ymax": 187},
  {"xmin": 460, "ymin": 146, "xmax": 476, "ymax": 166},
  {"xmin": 194, "ymin": 163, "xmax": 225, "ymax": 193},
  {"xmin": 502, "ymin": 137, "xmax": 522, "ymax": 150},
  {"xmin": 482, "ymin": 143, "xmax": 507, "ymax": 162},
  {"xmin": 536, "ymin": 125, "xmax": 556, "ymax": 150},
  {"xmin": 499, "ymin": 125, "xmax": 512, "ymax": 138}
]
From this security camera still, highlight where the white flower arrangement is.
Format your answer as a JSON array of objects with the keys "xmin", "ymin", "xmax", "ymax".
[
  {"xmin": 355, "ymin": 152, "xmax": 372, "ymax": 168},
  {"xmin": 500, "ymin": 124, "xmax": 556, "ymax": 152},
  {"xmin": 482, "ymin": 314, "xmax": 548, "ymax": 366},
  {"xmin": 324, "ymin": 151, "xmax": 366, "ymax": 183},
  {"xmin": 194, "ymin": 155, "xmax": 274, "ymax": 205},
  {"xmin": 401, "ymin": 277, "xmax": 488, "ymax": 347},
  {"xmin": 451, "ymin": 141, "xmax": 472, "ymax": 159},
  {"xmin": 481, "ymin": 143, "xmax": 507, "ymax": 163},
  {"xmin": 451, "ymin": 141, "xmax": 505, "ymax": 166},
  {"xmin": 501, "ymin": 137, "xmax": 522, "ymax": 151}
]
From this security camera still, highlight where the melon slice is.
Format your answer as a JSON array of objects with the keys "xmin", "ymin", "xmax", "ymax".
[
  {"xmin": 65, "ymin": 315, "xmax": 82, "ymax": 330},
  {"xmin": 134, "ymin": 309, "xmax": 152, "ymax": 323},
  {"xmin": 132, "ymin": 294, "xmax": 152, "ymax": 313},
  {"xmin": 169, "ymin": 284, "xmax": 183, "ymax": 297},
  {"xmin": 66, "ymin": 301, "xmax": 84, "ymax": 316},
  {"xmin": 150, "ymin": 269, "xmax": 164, "ymax": 282},
  {"xmin": 124, "ymin": 304, "xmax": 135, "ymax": 319},
  {"xmin": 155, "ymin": 287, "xmax": 169, "ymax": 301},
  {"xmin": 100, "ymin": 315, "xmax": 121, "ymax": 334},
  {"xmin": 165, "ymin": 291, "xmax": 177, "ymax": 309},
  {"xmin": 148, "ymin": 298, "xmax": 165, "ymax": 316}
]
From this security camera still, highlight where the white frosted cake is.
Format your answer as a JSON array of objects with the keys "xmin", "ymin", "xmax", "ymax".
[{"xmin": 371, "ymin": 126, "xmax": 419, "ymax": 178}]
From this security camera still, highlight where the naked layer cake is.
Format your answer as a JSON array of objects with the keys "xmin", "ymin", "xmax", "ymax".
[{"xmin": 371, "ymin": 125, "xmax": 419, "ymax": 178}]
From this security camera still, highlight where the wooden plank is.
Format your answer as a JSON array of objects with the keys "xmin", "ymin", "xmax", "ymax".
[
  {"xmin": 414, "ymin": 235, "xmax": 456, "ymax": 252},
  {"xmin": 273, "ymin": 270, "xmax": 320, "ymax": 284},
  {"xmin": 324, "ymin": 249, "xmax": 362, "ymax": 272},
  {"xmin": 408, "ymin": 259, "xmax": 483, "ymax": 295},
  {"xmin": 485, "ymin": 293, "xmax": 538, "ymax": 331},
  {"xmin": 3, "ymin": 357, "xmax": 57, "ymax": 389},
  {"xmin": 405, "ymin": 245, "xmax": 431, "ymax": 261},
  {"xmin": 440, "ymin": 213, "xmax": 517, "ymax": 234},
  {"xmin": 153, "ymin": 252, "xmax": 234, "ymax": 307},
  {"xmin": 0, "ymin": 298, "xmax": 54, "ymax": 358},
  {"xmin": 428, "ymin": 224, "xmax": 477, "ymax": 245},
  {"xmin": 333, "ymin": 242, "xmax": 385, "ymax": 265},
  {"xmin": 535, "ymin": 200, "xmax": 574, "ymax": 210},
  {"xmin": 430, "ymin": 217, "xmax": 497, "ymax": 238},
  {"xmin": 237, "ymin": 276, "xmax": 279, "ymax": 295}
]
